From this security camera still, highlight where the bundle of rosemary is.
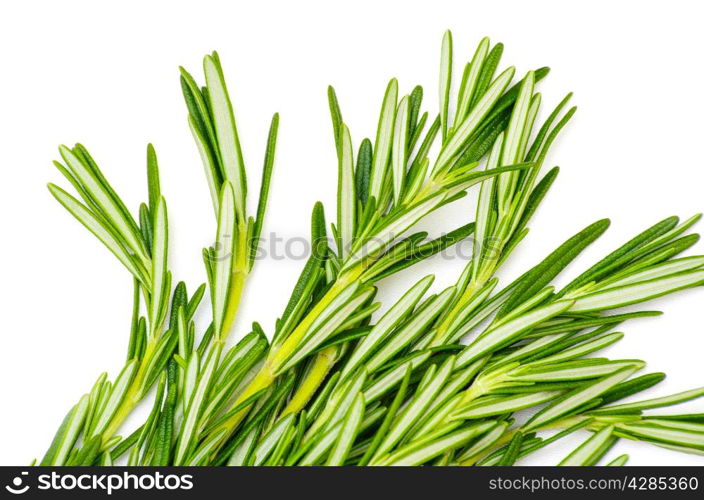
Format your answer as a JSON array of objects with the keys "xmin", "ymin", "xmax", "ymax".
[{"xmin": 40, "ymin": 32, "xmax": 704, "ymax": 467}]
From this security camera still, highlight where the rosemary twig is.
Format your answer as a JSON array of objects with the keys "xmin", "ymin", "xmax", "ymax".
[{"xmin": 39, "ymin": 31, "xmax": 704, "ymax": 467}]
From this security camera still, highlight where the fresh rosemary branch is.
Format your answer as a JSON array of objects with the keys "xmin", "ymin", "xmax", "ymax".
[
  {"xmin": 42, "ymin": 52, "xmax": 278, "ymax": 465},
  {"xmin": 182, "ymin": 32, "xmax": 576, "ymax": 465},
  {"xmin": 256, "ymin": 214, "xmax": 704, "ymax": 466},
  {"xmin": 39, "ymin": 31, "xmax": 704, "ymax": 467},
  {"xmin": 173, "ymin": 33, "xmax": 557, "ymax": 464},
  {"xmin": 180, "ymin": 53, "xmax": 279, "ymax": 342},
  {"xmin": 44, "ymin": 144, "xmax": 188, "ymax": 464}
]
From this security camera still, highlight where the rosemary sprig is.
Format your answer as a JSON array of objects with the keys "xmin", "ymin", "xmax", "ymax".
[
  {"xmin": 259, "ymin": 214, "xmax": 704, "ymax": 466},
  {"xmin": 177, "ymin": 32, "xmax": 576, "ymax": 464},
  {"xmin": 43, "ymin": 52, "xmax": 278, "ymax": 464},
  {"xmin": 39, "ymin": 32, "xmax": 704, "ymax": 467},
  {"xmin": 45, "ymin": 143, "xmax": 193, "ymax": 463},
  {"xmin": 177, "ymin": 33, "xmax": 702, "ymax": 465},
  {"xmin": 180, "ymin": 52, "xmax": 279, "ymax": 342},
  {"xmin": 180, "ymin": 33, "xmax": 555, "ymax": 462}
]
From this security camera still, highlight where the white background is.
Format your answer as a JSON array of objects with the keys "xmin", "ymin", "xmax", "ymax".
[{"xmin": 1, "ymin": 0, "xmax": 703, "ymax": 466}]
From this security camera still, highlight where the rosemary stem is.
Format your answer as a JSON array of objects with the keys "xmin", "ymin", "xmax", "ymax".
[
  {"xmin": 210, "ymin": 358, "xmax": 275, "ymax": 437},
  {"xmin": 431, "ymin": 273, "xmax": 489, "ymax": 346},
  {"xmin": 221, "ymin": 270, "xmax": 247, "ymax": 339},
  {"xmin": 220, "ymin": 222, "xmax": 250, "ymax": 341},
  {"xmin": 273, "ymin": 267, "xmax": 363, "ymax": 366},
  {"xmin": 101, "ymin": 339, "xmax": 158, "ymax": 443},
  {"xmin": 206, "ymin": 265, "xmax": 364, "ymax": 447},
  {"xmin": 281, "ymin": 346, "xmax": 339, "ymax": 416}
]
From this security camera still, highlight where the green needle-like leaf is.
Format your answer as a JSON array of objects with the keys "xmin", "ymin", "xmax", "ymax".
[
  {"xmin": 41, "ymin": 395, "xmax": 90, "ymax": 466},
  {"xmin": 452, "ymin": 391, "xmax": 560, "ymax": 420},
  {"xmin": 48, "ymin": 184, "xmax": 150, "ymax": 287},
  {"xmin": 558, "ymin": 426, "xmax": 615, "ymax": 466},
  {"xmin": 327, "ymin": 393, "xmax": 365, "ymax": 465},
  {"xmin": 439, "ymin": 30, "xmax": 452, "ymax": 141},
  {"xmin": 337, "ymin": 123, "xmax": 357, "ymax": 256},
  {"xmin": 570, "ymin": 271, "xmax": 704, "ymax": 312},
  {"xmin": 212, "ymin": 182, "xmax": 237, "ymax": 337},
  {"xmin": 523, "ymin": 366, "xmax": 640, "ymax": 432},
  {"xmin": 457, "ymin": 300, "xmax": 574, "ymax": 368},
  {"xmin": 204, "ymin": 53, "xmax": 247, "ymax": 218},
  {"xmin": 435, "ymin": 66, "xmax": 515, "ymax": 172},
  {"xmin": 150, "ymin": 198, "xmax": 168, "ymax": 334},
  {"xmin": 369, "ymin": 79, "xmax": 398, "ymax": 202},
  {"xmin": 392, "ymin": 96, "xmax": 410, "ymax": 203},
  {"xmin": 592, "ymin": 387, "xmax": 704, "ymax": 414},
  {"xmin": 342, "ymin": 275, "xmax": 433, "ymax": 379}
]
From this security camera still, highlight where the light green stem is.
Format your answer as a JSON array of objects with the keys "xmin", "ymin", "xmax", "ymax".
[{"xmin": 208, "ymin": 265, "xmax": 363, "ymax": 444}]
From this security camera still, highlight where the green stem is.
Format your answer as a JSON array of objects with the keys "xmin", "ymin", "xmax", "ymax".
[
  {"xmin": 100, "ymin": 339, "xmax": 158, "ymax": 443},
  {"xmin": 221, "ymin": 269, "xmax": 247, "ymax": 339},
  {"xmin": 281, "ymin": 346, "xmax": 339, "ymax": 416},
  {"xmin": 220, "ymin": 221, "xmax": 250, "ymax": 340},
  {"xmin": 431, "ymin": 270, "xmax": 491, "ymax": 346},
  {"xmin": 206, "ymin": 265, "xmax": 363, "ymax": 446}
]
